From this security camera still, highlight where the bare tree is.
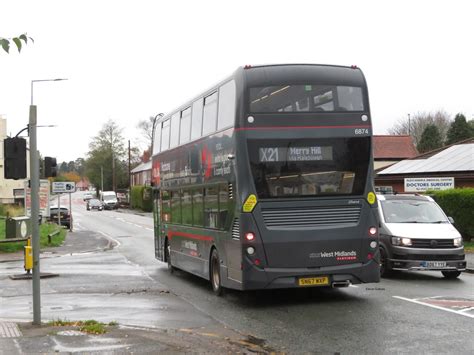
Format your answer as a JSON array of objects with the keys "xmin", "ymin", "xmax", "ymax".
[
  {"xmin": 136, "ymin": 116, "xmax": 156, "ymax": 151},
  {"xmin": 388, "ymin": 110, "xmax": 452, "ymax": 146}
]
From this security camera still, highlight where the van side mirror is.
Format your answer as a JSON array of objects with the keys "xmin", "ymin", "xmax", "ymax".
[{"xmin": 448, "ymin": 216, "xmax": 455, "ymax": 224}]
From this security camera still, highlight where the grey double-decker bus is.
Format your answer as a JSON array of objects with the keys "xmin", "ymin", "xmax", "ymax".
[{"xmin": 152, "ymin": 64, "xmax": 380, "ymax": 294}]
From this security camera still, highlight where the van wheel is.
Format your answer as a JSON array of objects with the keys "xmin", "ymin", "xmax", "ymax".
[
  {"xmin": 210, "ymin": 249, "xmax": 223, "ymax": 296},
  {"xmin": 165, "ymin": 241, "xmax": 175, "ymax": 273},
  {"xmin": 379, "ymin": 246, "xmax": 392, "ymax": 277},
  {"xmin": 441, "ymin": 271, "xmax": 461, "ymax": 279}
]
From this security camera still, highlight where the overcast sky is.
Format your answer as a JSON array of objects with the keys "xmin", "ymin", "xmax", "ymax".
[{"xmin": 1, "ymin": 0, "xmax": 473, "ymax": 163}]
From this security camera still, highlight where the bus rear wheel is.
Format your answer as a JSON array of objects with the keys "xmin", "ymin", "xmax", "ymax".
[{"xmin": 210, "ymin": 249, "xmax": 223, "ymax": 296}]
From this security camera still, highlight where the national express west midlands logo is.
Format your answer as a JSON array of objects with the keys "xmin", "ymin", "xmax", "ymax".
[{"xmin": 309, "ymin": 250, "xmax": 357, "ymax": 261}]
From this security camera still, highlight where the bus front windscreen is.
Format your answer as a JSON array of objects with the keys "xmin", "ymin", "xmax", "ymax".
[
  {"xmin": 248, "ymin": 137, "xmax": 370, "ymax": 198},
  {"xmin": 250, "ymin": 85, "xmax": 364, "ymax": 113}
]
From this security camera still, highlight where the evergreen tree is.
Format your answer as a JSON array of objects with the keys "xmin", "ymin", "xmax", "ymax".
[
  {"xmin": 445, "ymin": 113, "xmax": 474, "ymax": 145},
  {"xmin": 417, "ymin": 124, "xmax": 443, "ymax": 153}
]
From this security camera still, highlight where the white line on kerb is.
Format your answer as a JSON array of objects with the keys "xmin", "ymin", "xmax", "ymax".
[
  {"xmin": 97, "ymin": 231, "xmax": 121, "ymax": 247},
  {"xmin": 393, "ymin": 296, "xmax": 474, "ymax": 319}
]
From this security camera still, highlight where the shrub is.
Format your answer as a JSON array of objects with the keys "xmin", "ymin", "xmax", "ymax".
[
  {"xmin": 431, "ymin": 188, "xmax": 474, "ymax": 241},
  {"xmin": 130, "ymin": 185, "xmax": 153, "ymax": 212}
]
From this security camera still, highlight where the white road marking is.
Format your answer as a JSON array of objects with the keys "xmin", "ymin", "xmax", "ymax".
[
  {"xmin": 393, "ymin": 296, "xmax": 474, "ymax": 319},
  {"xmin": 97, "ymin": 231, "xmax": 121, "ymax": 247}
]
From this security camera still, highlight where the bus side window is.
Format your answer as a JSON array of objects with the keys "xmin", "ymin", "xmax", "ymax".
[
  {"xmin": 161, "ymin": 190, "xmax": 171, "ymax": 223},
  {"xmin": 217, "ymin": 80, "xmax": 236, "ymax": 130},
  {"xmin": 191, "ymin": 99, "xmax": 204, "ymax": 140},
  {"xmin": 153, "ymin": 122, "xmax": 162, "ymax": 155},
  {"xmin": 218, "ymin": 183, "xmax": 229, "ymax": 230},
  {"xmin": 192, "ymin": 188, "xmax": 204, "ymax": 227},
  {"xmin": 171, "ymin": 190, "xmax": 182, "ymax": 224},
  {"xmin": 202, "ymin": 92, "xmax": 218, "ymax": 136},
  {"xmin": 204, "ymin": 186, "xmax": 219, "ymax": 229},
  {"xmin": 170, "ymin": 112, "xmax": 180, "ymax": 149},
  {"xmin": 161, "ymin": 119, "xmax": 171, "ymax": 152},
  {"xmin": 182, "ymin": 189, "xmax": 193, "ymax": 225},
  {"xmin": 179, "ymin": 107, "xmax": 192, "ymax": 144}
]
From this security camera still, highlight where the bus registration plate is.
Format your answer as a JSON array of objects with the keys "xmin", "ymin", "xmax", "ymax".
[{"xmin": 298, "ymin": 276, "xmax": 329, "ymax": 287}]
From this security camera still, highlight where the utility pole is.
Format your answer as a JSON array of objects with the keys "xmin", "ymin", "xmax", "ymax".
[
  {"xmin": 29, "ymin": 104, "xmax": 41, "ymax": 325},
  {"xmin": 408, "ymin": 113, "xmax": 411, "ymax": 136},
  {"xmin": 128, "ymin": 140, "xmax": 131, "ymax": 189}
]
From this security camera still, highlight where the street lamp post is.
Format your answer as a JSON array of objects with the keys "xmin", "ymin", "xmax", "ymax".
[{"xmin": 30, "ymin": 78, "xmax": 67, "ymax": 325}]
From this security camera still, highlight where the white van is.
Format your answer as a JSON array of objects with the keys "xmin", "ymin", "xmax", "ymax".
[
  {"xmin": 377, "ymin": 194, "xmax": 466, "ymax": 279},
  {"xmin": 100, "ymin": 191, "xmax": 118, "ymax": 210}
]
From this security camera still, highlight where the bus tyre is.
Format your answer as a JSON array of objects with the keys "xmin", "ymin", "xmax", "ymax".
[
  {"xmin": 165, "ymin": 241, "xmax": 175, "ymax": 273},
  {"xmin": 379, "ymin": 246, "xmax": 392, "ymax": 277},
  {"xmin": 441, "ymin": 271, "xmax": 461, "ymax": 279},
  {"xmin": 210, "ymin": 249, "xmax": 223, "ymax": 296}
]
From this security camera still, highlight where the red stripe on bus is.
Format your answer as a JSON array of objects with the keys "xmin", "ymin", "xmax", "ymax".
[
  {"xmin": 234, "ymin": 125, "xmax": 371, "ymax": 131},
  {"xmin": 168, "ymin": 231, "xmax": 214, "ymax": 242}
]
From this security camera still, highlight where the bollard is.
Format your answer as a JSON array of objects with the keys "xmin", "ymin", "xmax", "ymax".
[{"xmin": 24, "ymin": 238, "xmax": 33, "ymax": 274}]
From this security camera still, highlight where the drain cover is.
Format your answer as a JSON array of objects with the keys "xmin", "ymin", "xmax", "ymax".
[{"xmin": 0, "ymin": 322, "xmax": 22, "ymax": 338}]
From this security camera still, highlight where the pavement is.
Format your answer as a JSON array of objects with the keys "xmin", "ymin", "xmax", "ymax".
[{"xmin": 0, "ymin": 228, "xmax": 272, "ymax": 354}]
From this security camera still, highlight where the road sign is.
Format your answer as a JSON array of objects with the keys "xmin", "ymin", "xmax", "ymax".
[
  {"xmin": 25, "ymin": 180, "xmax": 50, "ymax": 217},
  {"xmin": 52, "ymin": 181, "xmax": 76, "ymax": 193}
]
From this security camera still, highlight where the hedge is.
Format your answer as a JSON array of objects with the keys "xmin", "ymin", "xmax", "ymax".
[
  {"xmin": 430, "ymin": 188, "xmax": 474, "ymax": 241},
  {"xmin": 130, "ymin": 185, "xmax": 153, "ymax": 212}
]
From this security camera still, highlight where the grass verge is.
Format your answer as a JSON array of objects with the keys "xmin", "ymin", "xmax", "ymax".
[
  {"xmin": 47, "ymin": 319, "xmax": 117, "ymax": 334},
  {"xmin": 464, "ymin": 241, "xmax": 474, "ymax": 253},
  {"xmin": 0, "ymin": 219, "xmax": 66, "ymax": 253}
]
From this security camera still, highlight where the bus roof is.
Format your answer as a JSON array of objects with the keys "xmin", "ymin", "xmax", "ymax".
[{"xmin": 155, "ymin": 63, "xmax": 366, "ymax": 125}]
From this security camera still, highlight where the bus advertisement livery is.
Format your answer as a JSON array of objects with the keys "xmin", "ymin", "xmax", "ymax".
[{"xmin": 152, "ymin": 64, "xmax": 380, "ymax": 294}]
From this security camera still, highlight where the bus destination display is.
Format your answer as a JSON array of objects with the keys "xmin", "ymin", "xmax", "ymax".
[{"xmin": 259, "ymin": 146, "xmax": 333, "ymax": 162}]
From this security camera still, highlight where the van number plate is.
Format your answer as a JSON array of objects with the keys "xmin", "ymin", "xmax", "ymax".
[
  {"xmin": 298, "ymin": 276, "xmax": 329, "ymax": 287},
  {"xmin": 422, "ymin": 261, "xmax": 446, "ymax": 268}
]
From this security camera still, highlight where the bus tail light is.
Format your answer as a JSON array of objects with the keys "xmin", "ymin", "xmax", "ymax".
[
  {"xmin": 368, "ymin": 227, "xmax": 377, "ymax": 237},
  {"xmin": 254, "ymin": 258, "xmax": 261, "ymax": 266},
  {"xmin": 245, "ymin": 232, "xmax": 255, "ymax": 241},
  {"xmin": 367, "ymin": 252, "xmax": 374, "ymax": 260}
]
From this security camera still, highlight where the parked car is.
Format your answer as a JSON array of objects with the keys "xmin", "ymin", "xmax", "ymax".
[
  {"xmin": 83, "ymin": 192, "xmax": 93, "ymax": 201},
  {"xmin": 48, "ymin": 206, "xmax": 72, "ymax": 229},
  {"xmin": 377, "ymin": 194, "xmax": 466, "ymax": 279},
  {"xmin": 86, "ymin": 198, "xmax": 103, "ymax": 211}
]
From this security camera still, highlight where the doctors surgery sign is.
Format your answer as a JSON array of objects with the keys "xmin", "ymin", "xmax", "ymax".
[{"xmin": 404, "ymin": 177, "xmax": 454, "ymax": 192}]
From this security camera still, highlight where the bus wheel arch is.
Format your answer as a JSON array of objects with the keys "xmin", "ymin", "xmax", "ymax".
[{"xmin": 209, "ymin": 247, "xmax": 224, "ymax": 296}]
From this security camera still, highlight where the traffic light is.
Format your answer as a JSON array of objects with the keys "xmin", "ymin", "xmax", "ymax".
[
  {"xmin": 4, "ymin": 137, "xmax": 27, "ymax": 180},
  {"xmin": 44, "ymin": 157, "xmax": 57, "ymax": 177}
]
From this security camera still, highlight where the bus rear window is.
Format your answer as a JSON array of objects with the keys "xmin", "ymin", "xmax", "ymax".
[
  {"xmin": 249, "ymin": 85, "xmax": 364, "ymax": 113},
  {"xmin": 248, "ymin": 137, "xmax": 369, "ymax": 198}
]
